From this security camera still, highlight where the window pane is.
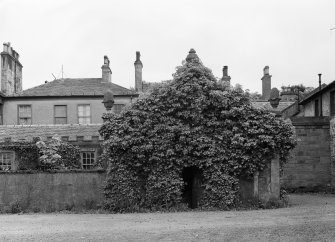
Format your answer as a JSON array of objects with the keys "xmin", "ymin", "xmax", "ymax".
[
  {"xmin": 0, "ymin": 152, "xmax": 13, "ymax": 170},
  {"xmin": 55, "ymin": 117, "xmax": 67, "ymax": 124},
  {"xmin": 78, "ymin": 106, "xmax": 83, "ymax": 116},
  {"xmin": 81, "ymin": 151, "xmax": 95, "ymax": 169},
  {"xmin": 86, "ymin": 105, "xmax": 90, "ymax": 115},
  {"xmin": 19, "ymin": 118, "xmax": 32, "ymax": 125},
  {"xmin": 18, "ymin": 105, "xmax": 32, "ymax": 118},
  {"xmin": 55, "ymin": 105, "xmax": 67, "ymax": 117},
  {"xmin": 78, "ymin": 105, "xmax": 91, "ymax": 124},
  {"xmin": 78, "ymin": 117, "xmax": 90, "ymax": 124}
]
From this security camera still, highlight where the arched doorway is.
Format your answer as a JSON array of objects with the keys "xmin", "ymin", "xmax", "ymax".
[{"xmin": 182, "ymin": 166, "xmax": 202, "ymax": 208}]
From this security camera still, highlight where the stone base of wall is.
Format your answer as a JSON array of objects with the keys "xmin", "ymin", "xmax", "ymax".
[{"xmin": 0, "ymin": 170, "xmax": 106, "ymax": 212}]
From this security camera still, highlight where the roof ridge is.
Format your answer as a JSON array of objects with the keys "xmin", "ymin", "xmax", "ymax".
[
  {"xmin": 0, "ymin": 123, "xmax": 103, "ymax": 127},
  {"xmin": 9, "ymin": 78, "xmax": 137, "ymax": 97}
]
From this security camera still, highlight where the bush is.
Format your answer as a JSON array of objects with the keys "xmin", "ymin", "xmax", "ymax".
[
  {"xmin": 7, "ymin": 200, "xmax": 24, "ymax": 214},
  {"xmin": 36, "ymin": 135, "xmax": 81, "ymax": 170},
  {"xmin": 100, "ymin": 52, "xmax": 296, "ymax": 212}
]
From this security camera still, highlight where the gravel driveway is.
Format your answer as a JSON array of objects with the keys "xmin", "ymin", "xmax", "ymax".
[{"xmin": 1, "ymin": 194, "xmax": 335, "ymax": 242}]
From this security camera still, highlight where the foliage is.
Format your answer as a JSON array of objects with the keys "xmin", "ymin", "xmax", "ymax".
[
  {"xmin": 100, "ymin": 57, "xmax": 296, "ymax": 212},
  {"xmin": 36, "ymin": 135, "xmax": 62, "ymax": 166},
  {"xmin": 0, "ymin": 135, "xmax": 81, "ymax": 171},
  {"xmin": 57, "ymin": 142, "xmax": 81, "ymax": 169},
  {"xmin": 0, "ymin": 141, "xmax": 39, "ymax": 171},
  {"xmin": 245, "ymin": 89, "xmax": 262, "ymax": 100},
  {"xmin": 281, "ymin": 84, "xmax": 315, "ymax": 99},
  {"xmin": 36, "ymin": 135, "xmax": 81, "ymax": 169}
]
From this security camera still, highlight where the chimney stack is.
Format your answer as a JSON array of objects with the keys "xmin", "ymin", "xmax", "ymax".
[
  {"xmin": 221, "ymin": 66, "xmax": 231, "ymax": 87},
  {"xmin": 134, "ymin": 51, "xmax": 143, "ymax": 92},
  {"xmin": 101, "ymin": 55, "xmax": 112, "ymax": 83},
  {"xmin": 261, "ymin": 66, "xmax": 271, "ymax": 100},
  {"xmin": 1, "ymin": 42, "xmax": 23, "ymax": 94}
]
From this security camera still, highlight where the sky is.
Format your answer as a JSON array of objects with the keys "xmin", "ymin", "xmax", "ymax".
[{"xmin": 1, "ymin": 0, "xmax": 335, "ymax": 94}]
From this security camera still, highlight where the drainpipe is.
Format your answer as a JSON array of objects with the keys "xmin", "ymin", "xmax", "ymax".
[
  {"xmin": 297, "ymin": 87, "xmax": 300, "ymax": 112},
  {"xmin": 318, "ymin": 74, "xmax": 322, "ymax": 117}
]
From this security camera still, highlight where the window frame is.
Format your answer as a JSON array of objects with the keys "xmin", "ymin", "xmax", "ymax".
[
  {"xmin": 54, "ymin": 105, "xmax": 68, "ymax": 124},
  {"xmin": 0, "ymin": 150, "xmax": 15, "ymax": 171},
  {"xmin": 17, "ymin": 104, "xmax": 32, "ymax": 125},
  {"xmin": 77, "ymin": 104, "xmax": 91, "ymax": 124},
  {"xmin": 80, "ymin": 148, "xmax": 96, "ymax": 170}
]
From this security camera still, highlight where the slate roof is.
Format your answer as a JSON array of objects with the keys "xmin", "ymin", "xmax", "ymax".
[
  {"xmin": 251, "ymin": 101, "xmax": 295, "ymax": 112},
  {"xmin": 7, "ymin": 78, "xmax": 136, "ymax": 97},
  {"xmin": 0, "ymin": 124, "xmax": 102, "ymax": 142}
]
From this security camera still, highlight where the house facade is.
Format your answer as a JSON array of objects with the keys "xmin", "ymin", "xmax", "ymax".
[{"xmin": 0, "ymin": 43, "xmax": 141, "ymax": 171}]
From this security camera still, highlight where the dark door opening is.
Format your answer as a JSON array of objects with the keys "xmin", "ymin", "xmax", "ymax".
[{"xmin": 182, "ymin": 166, "xmax": 202, "ymax": 209}]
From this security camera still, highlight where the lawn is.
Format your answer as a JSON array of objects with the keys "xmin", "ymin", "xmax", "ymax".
[{"xmin": 1, "ymin": 194, "xmax": 335, "ymax": 241}]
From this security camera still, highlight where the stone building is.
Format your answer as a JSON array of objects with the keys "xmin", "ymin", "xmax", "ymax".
[
  {"xmin": 0, "ymin": 42, "xmax": 142, "ymax": 171},
  {"xmin": 281, "ymin": 76, "xmax": 335, "ymax": 191}
]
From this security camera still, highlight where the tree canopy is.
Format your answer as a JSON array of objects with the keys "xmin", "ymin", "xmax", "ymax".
[{"xmin": 100, "ymin": 54, "xmax": 296, "ymax": 212}]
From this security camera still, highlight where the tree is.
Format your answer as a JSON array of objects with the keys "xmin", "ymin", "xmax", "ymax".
[{"xmin": 100, "ymin": 55, "xmax": 296, "ymax": 212}]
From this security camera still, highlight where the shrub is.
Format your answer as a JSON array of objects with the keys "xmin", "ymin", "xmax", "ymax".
[
  {"xmin": 36, "ymin": 135, "xmax": 81, "ymax": 170},
  {"xmin": 7, "ymin": 200, "xmax": 24, "ymax": 214},
  {"xmin": 100, "ymin": 53, "xmax": 296, "ymax": 212}
]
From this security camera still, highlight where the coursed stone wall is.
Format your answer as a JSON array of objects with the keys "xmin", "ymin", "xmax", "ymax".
[{"xmin": 282, "ymin": 117, "xmax": 331, "ymax": 190}]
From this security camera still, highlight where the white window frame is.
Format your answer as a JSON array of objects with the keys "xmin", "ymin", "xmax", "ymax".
[
  {"xmin": 80, "ymin": 148, "xmax": 96, "ymax": 170},
  {"xmin": 0, "ymin": 150, "xmax": 15, "ymax": 171},
  {"xmin": 18, "ymin": 105, "xmax": 32, "ymax": 125},
  {"xmin": 54, "ymin": 105, "xmax": 67, "ymax": 124},
  {"xmin": 77, "ymin": 104, "xmax": 91, "ymax": 124}
]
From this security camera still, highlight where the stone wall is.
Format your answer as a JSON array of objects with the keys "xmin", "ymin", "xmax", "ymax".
[
  {"xmin": 282, "ymin": 117, "xmax": 331, "ymax": 190},
  {"xmin": 0, "ymin": 170, "xmax": 106, "ymax": 211},
  {"xmin": 330, "ymin": 118, "xmax": 335, "ymax": 187}
]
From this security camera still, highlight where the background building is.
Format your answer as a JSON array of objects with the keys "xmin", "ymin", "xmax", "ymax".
[{"xmin": 0, "ymin": 43, "xmax": 141, "ymax": 170}]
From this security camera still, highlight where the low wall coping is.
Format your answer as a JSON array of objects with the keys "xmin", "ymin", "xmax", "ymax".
[
  {"xmin": 0, "ymin": 169, "xmax": 106, "ymax": 175},
  {"xmin": 291, "ymin": 116, "xmax": 330, "ymax": 126}
]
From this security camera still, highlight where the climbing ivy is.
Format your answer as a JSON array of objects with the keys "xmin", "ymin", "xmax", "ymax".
[
  {"xmin": 0, "ymin": 141, "xmax": 39, "ymax": 170},
  {"xmin": 0, "ymin": 136, "xmax": 81, "ymax": 171},
  {"xmin": 100, "ymin": 57, "xmax": 296, "ymax": 212}
]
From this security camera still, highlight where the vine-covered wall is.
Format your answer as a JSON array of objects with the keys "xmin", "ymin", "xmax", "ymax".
[{"xmin": 100, "ymin": 54, "xmax": 296, "ymax": 212}]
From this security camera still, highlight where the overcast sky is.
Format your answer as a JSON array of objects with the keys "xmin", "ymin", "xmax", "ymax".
[{"xmin": 1, "ymin": 0, "xmax": 335, "ymax": 93}]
